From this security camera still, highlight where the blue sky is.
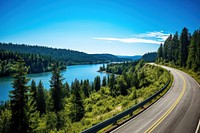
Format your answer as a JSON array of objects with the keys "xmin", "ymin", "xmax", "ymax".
[{"xmin": 0, "ymin": 0, "xmax": 199, "ymax": 55}]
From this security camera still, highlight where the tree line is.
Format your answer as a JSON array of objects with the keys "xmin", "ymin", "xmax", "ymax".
[
  {"xmin": 0, "ymin": 42, "xmax": 130, "ymax": 65},
  {"xmin": 142, "ymin": 52, "xmax": 157, "ymax": 62},
  {"xmin": 157, "ymin": 27, "xmax": 200, "ymax": 71},
  {"xmin": 0, "ymin": 50, "xmax": 66, "ymax": 77}
]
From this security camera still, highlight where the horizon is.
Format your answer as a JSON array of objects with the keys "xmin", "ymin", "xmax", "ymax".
[
  {"xmin": 0, "ymin": 42, "xmax": 145, "ymax": 56},
  {"xmin": 0, "ymin": 0, "xmax": 200, "ymax": 56}
]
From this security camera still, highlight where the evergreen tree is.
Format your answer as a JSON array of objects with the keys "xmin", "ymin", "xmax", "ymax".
[
  {"xmin": 171, "ymin": 32, "xmax": 179, "ymax": 62},
  {"xmin": 63, "ymin": 82, "xmax": 70, "ymax": 98},
  {"xmin": 70, "ymin": 79, "xmax": 84, "ymax": 122},
  {"xmin": 107, "ymin": 75, "xmax": 110, "ymax": 85},
  {"xmin": 109, "ymin": 73, "xmax": 115, "ymax": 96},
  {"xmin": 123, "ymin": 72, "xmax": 131, "ymax": 89},
  {"xmin": 94, "ymin": 76, "xmax": 101, "ymax": 92},
  {"xmin": 30, "ymin": 80, "xmax": 37, "ymax": 104},
  {"xmin": 36, "ymin": 80, "xmax": 46, "ymax": 115},
  {"xmin": 180, "ymin": 27, "xmax": 189, "ymax": 67},
  {"xmin": 50, "ymin": 63, "xmax": 64, "ymax": 112},
  {"xmin": 116, "ymin": 76, "xmax": 127, "ymax": 96},
  {"xmin": 9, "ymin": 59, "xmax": 29, "ymax": 132},
  {"xmin": 167, "ymin": 35, "xmax": 173, "ymax": 61},
  {"xmin": 163, "ymin": 35, "xmax": 172, "ymax": 61},
  {"xmin": 28, "ymin": 79, "xmax": 40, "ymax": 131},
  {"xmin": 157, "ymin": 43, "xmax": 163, "ymax": 58},
  {"xmin": 81, "ymin": 79, "xmax": 90, "ymax": 98},
  {"xmin": 0, "ymin": 109, "xmax": 11, "ymax": 133},
  {"xmin": 132, "ymin": 72, "xmax": 139, "ymax": 89},
  {"xmin": 163, "ymin": 38, "xmax": 169, "ymax": 60},
  {"xmin": 197, "ymin": 30, "xmax": 200, "ymax": 71},
  {"xmin": 187, "ymin": 30, "xmax": 198, "ymax": 70},
  {"xmin": 102, "ymin": 76, "xmax": 107, "ymax": 86},
  {"xmin": 45, "ymin": 91, "xmax": 54, "ymax": 112}
]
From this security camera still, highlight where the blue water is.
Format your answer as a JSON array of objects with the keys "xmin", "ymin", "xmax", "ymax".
[{"xmin": 0, "ymin": 64, "xmax": 107, "ymax": 101}]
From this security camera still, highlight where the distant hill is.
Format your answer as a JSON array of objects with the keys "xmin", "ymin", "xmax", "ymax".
[
  {"xmin": 116, "ymin": 55, "xmax": 142, "ymax": 61},
  {"xmin": 142, "ymin": 52, "xmax": 157, "ymax": 62},
  {"xmin": 92, "ymin": 54, "xmax": 127, "ymax": 62},
  {"xmin": 0, "ymin": 42, "xmax": 129, "ymax": 65}
]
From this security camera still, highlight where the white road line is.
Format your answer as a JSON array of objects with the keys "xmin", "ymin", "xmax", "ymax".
[{"xmin": 195, "ymin": 119, "xmax": 200, "ymax": 133}]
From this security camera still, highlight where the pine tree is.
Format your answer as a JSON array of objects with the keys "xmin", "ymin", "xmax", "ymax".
[
  {"xmin": 167, "ymin": 35, "xmax": 173, "ymax": 61},
  {"xmin": 163, "ymin": 38, "xmax": 169, "ymax": 60},
  {"xmin": 180, "ymin": 27, "xmax": 189, "ymax": 67},
  {"xmin": 94, "ymin": 76, "xmax": 101, "ymax": 92},
  {"xmin": 107, "ymin": 75, "xmax": 110, "ymax": 85},
  {"xmin": 197, "ymin": 30, "xmax": 200, "ymax": 71},
  {"xmin": 0, "ymin": 108, "xmax": 11, "ymax": 133},
  {"xmin": 157, "ymin": 43, "xmax": 163, "ymax": 58},
  {"xmin": 132, "ymin": 72, "xmax": 139, "ymax": 89},
  {"xmin": 50, "ymin": 63, "xmax": 64, "ymax": 112},
  {"xmin": 109, "ymin": 73, "xmax": 115, "ymax": 96},
  {"xmin": 163, "ymin": 35, "xmax": 172, "ymax": 61},
  {"xmin": 187, "ymin": 30, "xmax": 198, "ymax": 70},
  {"xmin": 102, "ymin": 76, "xmax": 107, "ymax": 86},
  {"xmin": 36, "ymin": 80, "xmax": 46, "ymax": 115},
  {"xmin": 28, "ymin": 79, "xmax": 40, "ymax": 131},
  {"xmin": 171, "ymin": 32, "xmax": 179, "ymax": 62},
  {"xmin": 70, "ymin": 79, "xmax": 84, "ymax": 122},
  {"xmin": 63, "ymin": 82, "xmax": 70, "ymax": 98},
  {"xmin": 116, "ymin": 76, "xmax": 127, "ymax": 96},
  {"xmin": 30, "ymin": 80, "xmax": 37, "ymax": 104},
  {"xmin": 9, "ymin": 59, "xmax": 29, "ymax": 132},
  {"xmin": 81, "ymin": 79, "xmax": 90, "ymax": 98}
]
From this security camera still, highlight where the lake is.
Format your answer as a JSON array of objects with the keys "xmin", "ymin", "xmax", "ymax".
[{"xmin": 0, "ymin": 64, "xmax": 107, "ymax": 101}]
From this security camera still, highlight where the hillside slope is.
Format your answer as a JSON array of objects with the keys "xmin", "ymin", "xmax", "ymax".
[{"xmin": 0, "ymin": 42, "xmax": 129, "ymax": 65}]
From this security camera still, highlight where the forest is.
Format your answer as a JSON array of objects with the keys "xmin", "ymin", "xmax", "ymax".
[
  {"xmin": 0, "ymin": 50, "xmax": 66, "ymax": 77},
  {"xmin": 142, "ymin": 52, "xmax": 157, "ymax": 62},
  {"xmin": 0, "ymin": 43, "xmax": 131, "ymax": 77},
  {"xmin": 156, "ymin": 27, "xmax": 200, "ymax": 83},
  {"xmin": 0, "ymin": 59, "xmax": 170, "ymax": 133},
  {"xmin": 0, "ymin": 43, "xmax": 129, "ymax": 65}
]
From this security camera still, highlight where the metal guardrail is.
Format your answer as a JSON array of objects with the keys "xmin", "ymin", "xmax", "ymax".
[{"xmin": 82, "ymin": 79, "xmax": 170, "ymax": 133}]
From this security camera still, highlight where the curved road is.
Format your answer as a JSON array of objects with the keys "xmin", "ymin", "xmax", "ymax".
[{"xmin": 111, "ymin": 65, "xmax": 200, "ymax": 133}]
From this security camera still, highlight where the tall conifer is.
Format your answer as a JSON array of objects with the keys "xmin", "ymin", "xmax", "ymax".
[{"xmin": 10, "ymin": 59, "xmax": 29, "ymax": 132}]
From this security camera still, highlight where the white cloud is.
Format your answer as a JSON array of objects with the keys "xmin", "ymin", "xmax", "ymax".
[
  {"xmin": 137, "ymin": 31, "xmax": 170, "ymax": 41},
  {"xmin": 94, "ymin": 37, "xmax": 162, "ymax": 44},
  {"xmin": 94, "ymin": 31, "xmax": 170, "ymax": 44}
]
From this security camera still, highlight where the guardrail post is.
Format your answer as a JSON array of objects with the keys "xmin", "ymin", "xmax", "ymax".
[
  {"xmin": 129, "ymin": 111, "xmax": 133, "ymax": 117},
  {"xmin": 113, "ymin": 120, "xmax": 117, "ymax": 125}
]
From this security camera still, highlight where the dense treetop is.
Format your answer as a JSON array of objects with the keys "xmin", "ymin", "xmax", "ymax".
[
  {"xmin": 0, "ymin": 50, "xmax": 66, "ymax": 77},
  {"xmin": 142, "ymin": 52, "xmax": 157, "ymax": 62},
  {"xmin": 0, "ymin": 42, "xmax": 131, "ymax": 77},
  {"xmin": 157, "ymin": 27, "xmax": 200, "ymax": 72},
  {"xmin": 0, "ymin": 42, "xmax": 130, "ymax": 65}
]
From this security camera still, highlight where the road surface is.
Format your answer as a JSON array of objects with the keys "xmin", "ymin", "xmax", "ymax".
[{"xmin": 111, "ymin": 65, "xmax": 200, "ymax": 133}]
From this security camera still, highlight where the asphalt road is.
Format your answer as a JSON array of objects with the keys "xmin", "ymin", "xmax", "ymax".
[{"xmin": 111, "ymin": 65, "xmax": 200, "ymax": 133}]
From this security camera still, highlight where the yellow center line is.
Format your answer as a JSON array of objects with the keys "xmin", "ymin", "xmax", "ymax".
[{"xmin": 144, "ymin": 71, "xmax": 186, "ymax": 133}]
